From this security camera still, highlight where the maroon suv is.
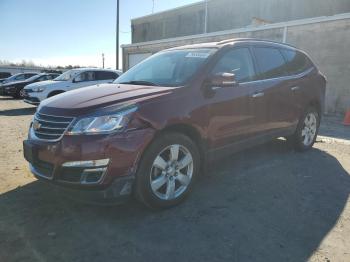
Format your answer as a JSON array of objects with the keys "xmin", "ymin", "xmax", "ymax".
[{"xmin": 23, "ymin": 39, "xmax": 326, "ymax": 208}]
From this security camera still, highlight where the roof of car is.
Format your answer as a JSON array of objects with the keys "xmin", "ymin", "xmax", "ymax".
[
  {"xmin": 166, "ymin": 38, "xmax": 297, "ymax": 51},
  {"xmin": 72, "ymin": 68, "xmax": 120, "ymax": 73}
]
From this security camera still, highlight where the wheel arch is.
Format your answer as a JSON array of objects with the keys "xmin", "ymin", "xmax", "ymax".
[
  {"xmin": 156, "ymin": 123, "xmax": 207, "ymax": 163},
  {"xmin": 47, "ymin": 90, "xmax": 65, "ymax": 98},
  {"xmin": 308, "ymin": 99, "xmax": 322, "ymax": 117}
]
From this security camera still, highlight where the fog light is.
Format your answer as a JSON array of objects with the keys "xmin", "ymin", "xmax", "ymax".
[
  {"xmin": 62, "ymin": 159, "xmax": 110, "ymax": 168},
  {"xmin": 81, "ymin": 167, "xmax": 108, "ymax": 184}
]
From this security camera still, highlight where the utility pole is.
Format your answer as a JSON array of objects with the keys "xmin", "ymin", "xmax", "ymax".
[
  {"xmin": 204, "ymin": 0, "xmax": 208, "ymax": 33},
  {"xmin": 102, "ymin": 53, "xmax": 105, "ymax": 68},
  {"xmin": 116, "ymin": 0, "xmax": 119, "ymax": 70},
  {"xmin": 152, "ymin": 0, "xmax": 155, "ymax": 13}
]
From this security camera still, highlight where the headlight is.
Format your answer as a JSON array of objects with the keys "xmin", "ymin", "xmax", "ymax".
[
  {"xmin": 32, "ymin": 86, "xmax": 46, "ymax": 92},
  {"xmin": 67, "ymin": 106, "xmax": 138, "ymax": 135}
]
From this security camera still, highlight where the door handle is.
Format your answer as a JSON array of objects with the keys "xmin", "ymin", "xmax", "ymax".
[
  {"xmin": 251, "ymin": 92, "xmax": 264, "ymax": 98},
  {"xmin": 291, "ymin": 86, "xmax": 300, "ymax": 91}
]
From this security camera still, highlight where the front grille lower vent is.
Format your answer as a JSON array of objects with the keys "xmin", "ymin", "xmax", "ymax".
[{"xmin": 33, "ymin": 112, "xmax": 74, "ymax": 140}]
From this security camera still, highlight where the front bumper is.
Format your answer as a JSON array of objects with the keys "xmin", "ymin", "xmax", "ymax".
[
  {"xmin": 3, "ymin": 86, "xmax": 16, "ymax": 96},
  {"xmin": 23, "ymin": 127, "xmax": 155, "ymax": 202},
  {"xmin": 23, "ymin": 89, "xmax": 41, "ymax": 105},
  {"xmin": 24, "ymin": 96, "xmax": 40, "ymax": 105}
]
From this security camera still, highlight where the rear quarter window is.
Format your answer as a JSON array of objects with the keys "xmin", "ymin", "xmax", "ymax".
[
  {"xmin": 95, "ymin": 71, "xmax": 119, "ymax": 80},
  {"xmin": 281, "ymin": 49, "xmax": 313, "ymax": 75}
]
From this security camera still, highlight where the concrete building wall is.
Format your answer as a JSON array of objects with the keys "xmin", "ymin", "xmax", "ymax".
[
  {"xmin": 132, "ymin": 0, "xmax": 350, "ymax": 43},
  {"xmin": 132, "ymin": 2, "xmax": 205, "ymax": 43},
  {"xmin": 286, "ymin": 19, "xmax": 350, "ymax": 113},
  {"xmin": 123, "ymin": 14, "xmax": 350, "ymax": 113}
]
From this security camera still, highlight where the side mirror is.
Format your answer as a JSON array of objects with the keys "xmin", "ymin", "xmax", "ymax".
[
  {"xmin": 207, "ymin": 72, "xmax": 237, "ymax": 90},
  {"xmin": 72, "ymin": 78, "xmax": 76, "ymax": 83}
]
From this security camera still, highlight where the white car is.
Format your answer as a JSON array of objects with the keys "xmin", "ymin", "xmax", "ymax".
[{"xmin": 23, "ymin": 68, "xmax": 122, "ymax": 105}]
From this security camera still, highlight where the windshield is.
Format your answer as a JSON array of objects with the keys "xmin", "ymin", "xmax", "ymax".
[
  {"xmin": 54, "ymin": 70, "xmax": 78, "ymax": 81},
  {"xmin": 114, "ymin": 48, "xmax": 216, "ymax": 87},
  {"xmin": 7, "ymin": 73, "xmax": 23, "ymax": 81}
]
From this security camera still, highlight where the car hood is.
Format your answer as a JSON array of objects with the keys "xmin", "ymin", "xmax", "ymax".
[
  {"xmin": 39, "ymin": 83, "xmax": 176, "ymax": 116},
  {"xmin": 25, "ymin": 80, "xmax": 57, "ymax": 89}
]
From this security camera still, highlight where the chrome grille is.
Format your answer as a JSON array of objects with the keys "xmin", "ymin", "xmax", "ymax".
[{"xmin": 33, "ymin": 112, "xmax": 74, "ymax": 140}]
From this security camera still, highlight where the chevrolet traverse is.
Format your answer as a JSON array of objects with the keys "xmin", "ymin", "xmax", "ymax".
[{"xmin": 23, "ymin": 39, "xmax": 326, "ymax": 208}]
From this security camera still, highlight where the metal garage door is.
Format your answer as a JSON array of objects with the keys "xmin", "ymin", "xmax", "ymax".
[{"xmin": 128, "ymin": 53, "xmax": 152, "ymax": 68}]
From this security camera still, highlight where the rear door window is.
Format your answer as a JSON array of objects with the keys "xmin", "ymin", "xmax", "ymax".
[
  {"xmin": 75, "ymin": 71, "xmax": 95, "ymax": 82},
  {"xmin": 38, "ymin": 75, "xmax": 48, "ymax": 81},
  {"xmin": 281, "ymin": 49, "xmax": 313, "ymax": 75},
  {"xmin": 253, "ymin": 47, "xmax": 287, "ymax": 80},
  {"xmin": 211, "ymin": 47, "xmax": 256, "ymax": 82}
]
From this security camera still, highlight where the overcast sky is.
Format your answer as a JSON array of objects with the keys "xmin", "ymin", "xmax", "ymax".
[{"xmin": 0, "ymin": 0, "xmax": 200, "ymax": 69}]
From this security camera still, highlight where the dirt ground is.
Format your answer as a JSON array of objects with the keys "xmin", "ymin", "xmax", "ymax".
[{"xmin": 0, "ymin": 96, "xmax": 349, "ymax": 262}]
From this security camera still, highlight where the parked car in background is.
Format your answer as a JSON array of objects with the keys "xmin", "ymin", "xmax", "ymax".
[
  {"xmin": 2, "ymin": 73, "xmax": 59, "ymax": 98},
  {"xmin": 0, "ymin": 72, "xmax": 12, "ymax": 83},
  {"xmin": 0, "ymin": 72, "xmax": 37, "ymax": 85},
  {"xmin": 23, "ymin": 39, "xmax": 326, "ymax": 209},
  {"xmin": 23, "ymin": 68, "xmax": 122, "ymax": 105}
]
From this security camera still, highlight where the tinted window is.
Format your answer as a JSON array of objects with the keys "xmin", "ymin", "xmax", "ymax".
[
  {"xmin": 47, "ymin": 75, "xmax": 56, "ymax": 80},
  {"xmin": 75, "ymin": 71, "xmax": 95, "ymax": 82},
  {"xmin": 253, "ymin": 47, "xmax": 287, "ymax": 79},
  {"xmin": 95, "ymin": 71, "xmax": 118, "ymax": 80},
  {"xmin": 38, "ymin": 75, "xmax": 49, "ymax": 81},
  {"xmin": 211, "ymin": 48, "xmax": 256, "ymax": 82},
  {"xmin": 281, "ymin": 49, "xmax": 313, "ymax": 75}
]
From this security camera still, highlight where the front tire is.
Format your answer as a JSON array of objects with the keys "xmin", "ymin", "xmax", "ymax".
[
  {"xmin": 289, "ymin": 107, "xmax": 320, "ymax": 152},
  {"xmin": 134, "ymin": 132, "xmax": 200, "ymax": 209}
]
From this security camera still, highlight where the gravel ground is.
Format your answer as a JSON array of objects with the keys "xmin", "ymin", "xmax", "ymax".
[{"xmin": 0, "ymin": 97, "xmax": 349, "ymax": 262}]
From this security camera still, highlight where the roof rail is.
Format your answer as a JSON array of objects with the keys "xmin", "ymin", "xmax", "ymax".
[
  {"xmin": 217, "ymin": 38, "xmax": 257, "ymax": 44},
  {"xmin": 217, "ymin": 38, "xmax": 297, "ymax": 48}
]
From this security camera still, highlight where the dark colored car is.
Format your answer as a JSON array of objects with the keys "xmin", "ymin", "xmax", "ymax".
[
  {"xmin": 2, "ymin": 73, "xmax": 59, "ymax": 98},
  {"xmin": 0, "ymin": 72, "xmax": 38, "ymax": 95},
  {"xmin": 0, "ymin": 72, "xmax": 12, "ymax": 83},
  {"xmin": 1, "ymin": 72, "xmax": 37, "ymax": 85},
  {"xmin": 23, "ymin": 39, "xmax": 326, "ymax": 208}
]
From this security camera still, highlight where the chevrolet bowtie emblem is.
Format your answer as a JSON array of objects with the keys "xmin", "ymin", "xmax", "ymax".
[{"xmin": 33, "ymin": 120, "xmax": 41, "ymax": 131}]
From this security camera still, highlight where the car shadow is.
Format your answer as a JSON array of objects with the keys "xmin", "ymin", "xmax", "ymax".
[
  {"xmin": 0, "ymin": 140, "xmax": 349, "ymax": 262},
  {"xmin": 0, "ymin": 107, "xmax": 36, "ymax": 116}
]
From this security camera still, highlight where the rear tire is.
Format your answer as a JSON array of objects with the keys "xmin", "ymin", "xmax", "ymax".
[
  {"xmin": 288, "ymin": 107, "xmax": 320, "ymax": 152},
  {"xmin": 134, "ymin": 132, "xmax": 200, "ymax": 209}
]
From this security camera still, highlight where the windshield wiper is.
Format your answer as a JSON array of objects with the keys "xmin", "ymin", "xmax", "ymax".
[{"xmin": 119, "ymin": 80, "xmax": 159, "ymax": 86}]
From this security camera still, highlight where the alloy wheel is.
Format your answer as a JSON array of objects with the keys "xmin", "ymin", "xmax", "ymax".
[
  {"xmin": 150, "ymin": 144, "xmax": 193, "ymax": 200},
  {"xmin": 19, "ymin": 89, "xmax": 25, "ymax": 98},
  {"xmin": 301, "ymin": 112, "xmax": 317, "ymax": 146}
]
